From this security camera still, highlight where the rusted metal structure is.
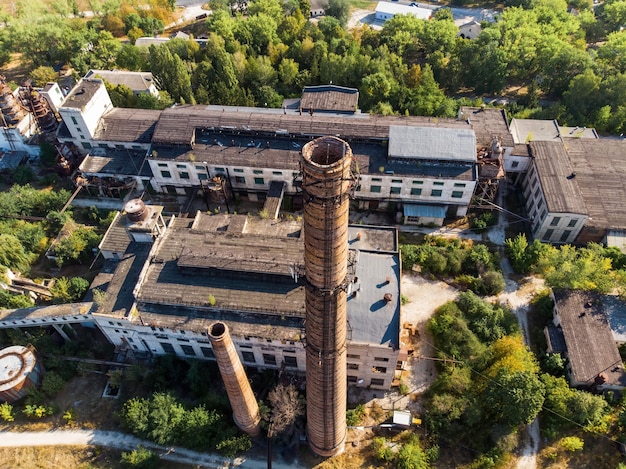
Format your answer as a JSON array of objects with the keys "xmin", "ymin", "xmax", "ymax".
[
  {"xmin": 20, "ymin": 85, "xmax": 59, "ymax": 134},
  {"xmin": 0, "ymin": 345, "xmax": 42, "ymax": 403},
  {"xmin": 301, "ymin": 136, "xmax": 353, "ymax": 457},
  {"xmin": 207, "ymin": 322, "xmax": 261, "ymax": 437},
  {"xmin": 0, "ymin": 76, "xmax": 26, "ymax": 126}
]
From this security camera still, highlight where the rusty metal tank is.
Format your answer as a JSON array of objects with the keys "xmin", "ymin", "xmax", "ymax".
[{"xmin": 0, "ymin": 345, "xmax": 42, "ymax": 403}]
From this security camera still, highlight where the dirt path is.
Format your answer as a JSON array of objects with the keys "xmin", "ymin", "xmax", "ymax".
[
  {"xmin": 495, "ymin": 256, "xmax": 544, "ymax": 469},
  {"xmin": 0, "ymin": 430, "xmax": 304, "ymax": 469}
]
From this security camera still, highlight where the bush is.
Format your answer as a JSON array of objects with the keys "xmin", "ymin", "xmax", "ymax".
[
  {"xmin": 120, "ymin": 445, "xmax": 160, "ymax": 468},
  {"xmin": 22, "ymin": 405, "xmax": 54, "ymax": 419},
  {"xmin": 41, "ymin": 371, "xmax": 66, "ymax": 396},
  {"xmin": 477, "ymin": 271, "xmax": 505, "ymax": 296},
  {"xmin": 215, "ymin": 434, "xmax": 252, "ymax": 457},
  {"xmin": 0, "ymin": 402, "xmax": 14, "ymax": 422},
  {"xmin": 346, "ymin": 404, "xmax": 365, "ymax": 426},
  {"xmin": 559, "ymin": 436, "xmax": 584, "ymax": 452},
  {"xmin": 371, "ymin": 436, "xmax": 394, "ymax": 462}
]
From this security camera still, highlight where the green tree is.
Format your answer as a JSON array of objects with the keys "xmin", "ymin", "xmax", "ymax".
[
  {"xmin": 29, "ymin": 66, "xmax": 58, "ymax": 87},
  {"xmin": 50, "ymin": 276, "xmax": 89, "ymax": 303},
  {"xmin": 506, "ymin": 233, "xmax": 531, "ymax": 273},
  {"xmin": 116, "ymin": 44, "xmax": 149, "ymax": 71},
  {"xmin": 0, "ymin": 234, "xmax": 33, "ymax": 273},
  {"xmin": 324, "ymin": 0, "xmax": 349, "ymax": 26},
  {"xmin": 396, "ymin": 434, "xmax": 429, "ymax": 469},
  {"xmin": 483, "ymin": 368, "xmax": 545, "ymax": 427},
  {"xmin": 149, "ymin": 45, "xmax": 194, "ymax": 104},
  {"xmin": 0, "ymin": 290, "xmax": 35, "ymax": 309}
]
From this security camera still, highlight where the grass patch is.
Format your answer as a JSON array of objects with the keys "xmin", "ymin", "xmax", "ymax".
[{"xmin": 0, "ymin": 445, "xmax": 193, "ymax": 469}]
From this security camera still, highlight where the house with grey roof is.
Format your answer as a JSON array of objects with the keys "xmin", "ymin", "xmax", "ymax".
[
  {"xmin": 548, "ymin": 289, "xmax": 626, "ymax": 390},
  {"xmin": 85, "ymin": 70, "xmax": 159, "ymax": 97},
  {"xmin": 521, "ymin": 136, "xmax": 626, "ymax": 247}
]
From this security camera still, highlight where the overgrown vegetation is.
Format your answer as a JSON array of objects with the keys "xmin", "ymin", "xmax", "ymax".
[
  {"xmin": 425, "ymin": 293, "xmax": 539, "ymax": 465},
  {"xmin": 401, "ymin": 236, "xmax": 505, "ymax": 296},
  {"xmin": 505, "ymin": 234, "xmax": 626, "ymax": 293}
]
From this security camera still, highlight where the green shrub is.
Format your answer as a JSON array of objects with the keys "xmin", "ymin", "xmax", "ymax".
[
  {"xmin": 371, "ymin": 436, "xmax": 394, "ymax": 462},
  {"xmin": 559, "ymin": 436, "xmax": 584, "ymax": 452},
  {"xmin": 22, "ymin": 404, "xmax": 54, "ymax": 419},
  {"xmin": 0, "ymin": 402, "xmax": 14, "ymax": 422},
  {"xmin": 215, "ymin": 434, "xmax": 252, "ymax": 457},
  {"xmin": 120, "ymin": 445, "xmax": 160, "ymax": 468},
  {"xmin": 346, "ymin": 404, "xmax": 365, "ymax": 426}
]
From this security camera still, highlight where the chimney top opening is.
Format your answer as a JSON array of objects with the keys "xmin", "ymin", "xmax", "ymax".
[{"xmin": 209, "ymin": 322, "xmax": 226, "ymax": 338}]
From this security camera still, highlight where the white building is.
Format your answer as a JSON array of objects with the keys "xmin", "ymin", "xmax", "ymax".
[{"xmin": 374, "ymin": 1, "xmax": 432, "ymax": 21}]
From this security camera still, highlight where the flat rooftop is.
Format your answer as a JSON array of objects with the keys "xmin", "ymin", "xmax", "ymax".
[
  {"xmin": 529, "ymin": 141, "xmax": 587, "ymax": 215},
  {"xmin": 61, "ymin": 78, "xmax": 103, "ymax": 109},
  {"xmin": 564, "ymin": 138, "xmax": 626, "ymax": 230},
  {"xmin": 130, "ymin": 212, "xmax": 400, "ymax": 345},
  {"xmin": 152, "ymin": 130, "xmax": 475, "ymax": 180},
  {"xmin": 95, "ymin": 108, "xmax": 160, "ymax": 143},
  {"xmin": 459, "ymin": 107, "xmax": 514, "ymax": 148},
  {"xmin": 554, "ymin": 289, "xmax": 626, "ymax": 388}
]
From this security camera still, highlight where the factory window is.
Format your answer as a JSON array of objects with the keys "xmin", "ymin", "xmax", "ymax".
[
  {"xmin": 390, "ymin": 187, "xmax": 401, "ymax": 195},
  {"xmin": 560, "ymin": 230, "xmax": 572, "ymax": 242},
  {"xmin": 254, "ymin": 177, "xmax": 265, "ymax": 185},
  {"xmin": 71, "ymin": 116, "xmax": 78, "ymax": 125},
  {"xmin": 512, "ymin": 161, "xmax": 520, "ymax": 168},
  {"xmin": 181, "ymin": 345, "xmax": 195, "ymax": 356},
  {"xmin": 452, "ymin": 191, "xmax": 463, "ymax": 198},
  {"xmin": 161, "ymin": 171, "xmax": 172, "ymax": 178},
  {"xmin": 372, "ymin": 177, "xmax": 382, "ymax": 182},
  {"xmin": 253, "ymin": 170, "xmax": 263, "ymax": 175},
  {"xmin": 263, "ymin": 354, "xmax": 277, "ymax": 366},
  {"xmin": 242, "ymin": 351, "xmax": 256, "ymax": 363},
  {"xmin": 114, "ymin": 329, "xmax": 120, "ymax": 333},
  {"xmin": 372, "ymin": 366, "xmax": 387, "ymax": 374},
  {"xmin": 213, "ymin": 167, "xmax": 225, "ymax": 173},
  {"xmin": 82, "ymin": 142, "xmax": 92, "ymax": 149},
  {"xmin": 195, "ymin": 165, "xmax": 205, "ymax": 171},
  {"xmin": 109, "ymin": 321, "xmax": 114, "ymax": 325},
  {"xmin": 176, "ymin": 164, "xmax": 187, "ymax": 169},
  {"xmin": 158, "ymin": 163, "xmax": 168, "ymax": 167},
  {"xmin": 431, "ymin": 190, "xmax": 442, "ymax": 197},
  {"xmin": 370, "ymin": 185, "xmax": 381, "ymax": 193},
  {"xmin": 200, "ymin": 347, "xmax": 214, "ymax": 358},
  {"xmin": 160, "ymin": 342, "xmax": 175, "ymax": 354},
  {"xmin": 454, "ymin": 183, "xmax": 466, "ymax": 187},
  {"xmin": 233, "ymin": 168, "xmax": 244, "ymax": 173},
  {"xmin": 179, "ymin": 172, "xmax": 189, "ymax": 179},
  {"xmin": 284, "ymin": 356, "xmax": 297, "ymax": 367},
  {"xmin": 370, "ymin": 378, "xmax": 385, "ymax": 387},
  {"xmin": 550, "ymin": 217, "xmax": 561, "ymax": 226},
  {"xmin": 568, "ymin": 219, "xmax": 577, "ymax": 227},
  {"xmin": 433, "ymin": 182, "xmax": 444, "ymax": 186},
  {"xmin": 410, "ymin": 188, "xmax": 422, "ymax": 196},
  {"xmin": 235, "ymin": 176, "xmax": 245, "ymax": 184},
  {"xmin": 273, "ymin": 171, "xmax": 282, "ymax": 176},
  {"xmin": 347, "ymin": 354, "xmax": 360, "ymax": 359},
  {"xmin": 391, "ymin": 179, "xmax": 402, "ymax": 184},
  {"xmin": 347, "ymin": 363, "xmax": 359, "ymax": 370},
  {"xmin": 347, "ymin": 376, "xmax": 357, "ymax": 383},
  {"xmin": 412, "ymin": 180, "xmax": 423, "ymax": 185},
  {"xmin": 374, "ymin": 357, "xmax": 390, "ymax": 362},
  {"xmin": 543, "ymin": 229, "xmax": 554, "ymax": 241},
  {"xmin": 198, "ymin": 173, "xmax": 208, "ymax": 180}
]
